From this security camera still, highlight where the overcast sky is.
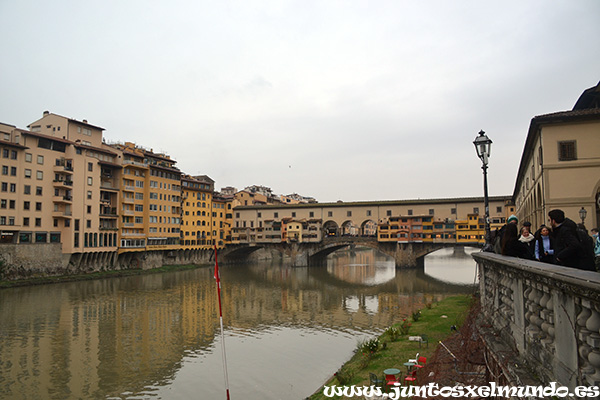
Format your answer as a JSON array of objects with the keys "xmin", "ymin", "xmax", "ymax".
[{"xmin": 1, "ymin": 1, "xmax": 598, "ymax": 202}]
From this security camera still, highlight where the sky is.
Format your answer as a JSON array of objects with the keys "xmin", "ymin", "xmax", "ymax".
[{"xmin": 1, "ymin": 1, "xmax": 598, "ymax": 203}]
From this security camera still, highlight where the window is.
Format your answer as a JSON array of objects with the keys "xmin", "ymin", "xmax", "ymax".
[
  {"xmin": 0, "ymin": 199, "xmax": 5, "ymax": 208},
  {"xmin": 558, "ymin": 141, "xmax": 577, "ymax": 161},
  {"xmin": 496, "ymin": 206, "xmax": 502, "ymax": 213},
  {"xmin": 25, "ymin": 153, "xmax": 32, "ymax": 162},
  {"xmin": 10, "ymin": 167, "xmax": 16, "ymax": 176},
  {"xmin": 24, "ymin": 201, "xmax": 30, "ymax": 210},
  {"xmin": 9, "ymin": 200, "xmax": 14, "ymax": 209},
  {"xmin": 87, "ymin": 177, "xmax": 93, "ymax": 185},
  {"xmin": 292, "ymin": 212, "xmax": 296, "ymax": 218},
  {"xmin": 310, "ymin": 211, "xmax": 314, "ymax": 218},
  {"xmin": 408, "ymin": 209, "xmax": 413, "ymax": 216},
  {"xmin": 36, "ymin": 171, "xmax": 43, "ymax": 180},
  {"xmin": 1, "ymin": 166, "xmax": 6, "ymax": 175},
  {"xmin": 35, "ymin": 218, "xmax": 41, "ymax": 227},
  {"xmin": 87, "ymin": 205, "xmax": 92, "ymax": 214},
  {"xmin": 87, "ymin": 191, "xmax": 92, "ymax": 200},
  {"xmin": 473, "ymin": 207, "xmax": 479, "ymax": 214},
  {"xmin": 9, "ymin": 183, "xmax": 15, "ymax": 193},
  {"xmin": 25, "ymin": 169, "xmax": 31, "ymax": 178},
  {"xmin": 88, "ymin": 162, "xmax": 93, "ymax": 171},
  {"xmin": 37, "ymin": 155, "xmax": 44, "ymax": 164},
  {"xmin": 274, "ymin": 212, "xmax": 278, "ymax": 218},
  {"xmin": 328, "ymin": 211, "xmax": 333, "ymax": 217},
  {"xmin": 347, "ymin": 211, "xmax": 352, "ymax": 217},
  {"xmin": 1, "ymin": 182, "xmax": 6, "ymax": 191},
  {"xmin": 10, "ymin": 150, "xmax": 17, "ymax": 160},
  {"xmin": 35, "ymin": 202, "xmax": 42, "ymax": 211},
  {"xmin": 257, "ymin": 212, "xmax": 261, "ymax": 218},
  {"xmin": 86, "ymin": 220, "xmax": 91, "ymax": 228},
  {"xmin": 36, "ymin": 186, "xmax": 42, "ymax": 195},
  {"xmin": 23, "ymin": 217, "xmax": 29, "ymax": 226},
  {"xmin": 24, "ymin": 185, "xmax": 31, "ymax": 195},
  {"xmin": 429, "ymin": 209, "xmax": 434, "ymax": 215},
  {"xmin": 386, "ymin": 210, "xmax": 392, "ymax": 216}
]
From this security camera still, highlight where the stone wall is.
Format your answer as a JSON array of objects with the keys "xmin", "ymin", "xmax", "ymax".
[
  {"xmin": 0, "ymin": 243, "xmax": 68, "ymax": 279},
  {"xmin": 0, "ymin": 245, "xmax": 216, "ymax": 280},
  {"xmin": 473, "ymin": 252, "xmax": 600, "ymax": 392}
]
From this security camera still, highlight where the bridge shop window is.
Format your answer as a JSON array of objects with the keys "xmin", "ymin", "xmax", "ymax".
[{"xmin": 347, "ymin": 211, "xmax": 352, "ymax": 217}]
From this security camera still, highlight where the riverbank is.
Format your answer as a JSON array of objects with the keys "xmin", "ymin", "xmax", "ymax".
[
  {"xmin": 0, "ymin": 263, "xmax": 210, "ymax": 289},
  {"xmin": 307, "ymin": 294, "xmax": 475, "ymax": 400}
]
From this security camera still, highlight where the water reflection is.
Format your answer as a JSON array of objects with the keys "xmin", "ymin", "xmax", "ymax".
[
  {"xmin": 0, "ymin": 248, "xmax": 475, "ymax": 400},
  {"xmin": 424, "ymin": 246, "xmax": 480, "ymax": 285}
]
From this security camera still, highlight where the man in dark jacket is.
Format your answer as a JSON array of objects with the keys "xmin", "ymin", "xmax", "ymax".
[{"xmin": 548, "ymin": 209, "xmax": 591, "ymax": 270}]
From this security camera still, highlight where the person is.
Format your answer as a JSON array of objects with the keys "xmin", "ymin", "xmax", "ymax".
[
  {"xmin": 521, "ymin": 221, "xmax": 532, "ymax": 236},
  {"xmin": 534, "ymin": 225, "xmax": 555, "ymax": 264},
  {"xmin": 518, "ymin": 226, "xmax": 536, "ymax": 259},
  {"xmin": 592, "ymin": 228, "xmax": 600, "ymax": 271},
  {"xmin": 577, "ymin": 223, "xmax": 596, "ymax": 271},
  {"xmin": 548, "ymin": 209, "xmax": 592, "ymax": 271},
  {"xmin": 501, "ymin": 223, "xmax": 533, "ymax": 259},
  {"xmin": 493, "ymin": 215, "xmax": 519, "ymax": 254}
]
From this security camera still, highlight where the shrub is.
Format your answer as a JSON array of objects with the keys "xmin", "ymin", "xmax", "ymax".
[
  {"xmin": 385, "ymin": 326, "xmax": 400, "ymax": 342},
  {"xmin": 412, "ymin": 310, "xmax": 421, "ymax": 322},
  {"xmin": 399, "ymin": 318, "xmax": 412, "ymax": 335}
]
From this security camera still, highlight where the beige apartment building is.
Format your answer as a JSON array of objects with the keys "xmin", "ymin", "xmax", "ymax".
[
  {"xmin": 0, "ymin": 113, "xmax": 120, "ymax": 261},
  {"xmin": 513, "ymin": 81, "xmax": 600, "ymax": 229},
  {"xmin": 181, "ymin": 174, "xmax": 216, "ymax": 249}
]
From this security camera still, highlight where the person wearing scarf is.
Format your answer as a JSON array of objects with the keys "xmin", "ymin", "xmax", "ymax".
[{"xmin": 519, "ymin": 226, "xmax": 536, "ymax": 259}]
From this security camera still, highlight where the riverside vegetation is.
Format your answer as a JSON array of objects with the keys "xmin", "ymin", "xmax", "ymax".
[{"xmin": 308, "ymin": 295, "xmax": 473, "ymax": 400}]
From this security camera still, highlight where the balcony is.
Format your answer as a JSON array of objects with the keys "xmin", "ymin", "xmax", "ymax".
[
  {"xmin": 53, "ymin": 163, "xmax": 73, "ymax": 174},
  {"xmin": 52, "ymin": 195, "xmax": 73, "ymax": 204},
  {"xmin": 52, "ymin": 210, "xmax": 72, "ymax": 219},
  {"xmin": 53, "ymin": 179, "xmax": 73, "ymax": 188}
]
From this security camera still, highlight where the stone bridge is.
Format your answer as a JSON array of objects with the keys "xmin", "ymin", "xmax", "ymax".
[
  {"xmin": 473, "ymin": 252, "xmax": 600, "ymax": 393},
  {"xmin": 221, "ymin": 236, "xmax": 478, "ymax": 268}
]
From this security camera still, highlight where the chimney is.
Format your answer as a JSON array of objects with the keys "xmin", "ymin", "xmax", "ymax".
[
  {"xmin": 43, "ymin": 111, "xmax": 49, "ymax": 116},
  {"xmin": 82, "ymin": 119, "xmax": 88, "ymax": 124}
]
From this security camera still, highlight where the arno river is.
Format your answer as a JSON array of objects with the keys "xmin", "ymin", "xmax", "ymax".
[{"xmin": 0, "ymin": 247, "xmax": 478, "ymax": 400}]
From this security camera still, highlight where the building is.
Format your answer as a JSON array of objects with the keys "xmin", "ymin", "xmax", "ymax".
[
  {"xmin": 181, "ymin": 175, "xmax": 214, "ymax": 249},
  {"xmin": 513, "ymin": 81, "xmax": 600, "ymax": 229}
]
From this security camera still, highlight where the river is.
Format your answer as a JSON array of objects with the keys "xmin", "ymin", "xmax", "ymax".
[{"xmin": 0, "ymin": 247, "xmax": 478, "ymax": 400}]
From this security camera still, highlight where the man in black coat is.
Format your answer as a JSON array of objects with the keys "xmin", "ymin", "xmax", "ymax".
[{"xmin": 548, "ymin": 209, "xmax": 589, "ymax": 270}]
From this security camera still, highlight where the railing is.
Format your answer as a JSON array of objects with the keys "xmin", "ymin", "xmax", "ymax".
[{"xmin": 473, "ymin": 252, "xmax": 600, "ymax": 391}]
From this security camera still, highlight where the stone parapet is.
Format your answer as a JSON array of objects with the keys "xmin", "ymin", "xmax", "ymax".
[{"xmin": 473, "ymin": 252, "xmax": 600, "ymax": 392}]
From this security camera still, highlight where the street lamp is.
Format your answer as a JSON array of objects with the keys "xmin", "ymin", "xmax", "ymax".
[
  {"xmin": 474, "ymin": 130, "xmax": 493, "ymax": 251},
  {"xmin": 579, "ymin": 207, "xmax": 587, "ymax": 225}
]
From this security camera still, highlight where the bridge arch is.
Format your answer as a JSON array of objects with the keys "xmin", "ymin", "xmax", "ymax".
[
  {"xmin": 341, "ymin": 220, "xmax": 359, "ymax": 236},
  {"xmin": 360, "ymin": 220, "xmax": 377, "ymax": 236},
  {"xmin": 323, "ymin": 220, "xmax": 339, "ymax": 237}
]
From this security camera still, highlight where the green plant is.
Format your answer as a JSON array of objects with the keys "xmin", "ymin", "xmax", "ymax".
[
  {"xmin": 334, "ymin": 367, "xmax": 353, "ymax": 385},
  {"xmin": 385, "ymin": 326, "xmax": 400, "ymax": 342},
  {"xmin": 361, "ymin": 337, "xmax": 380, "ymax": 353},
  {"xmin": 399, "ymin": 318, "xmax": 412, "ymax": 335},
  {"xmin": 412, "ymin": 310, "xmax": 421, "ymax": 322}
]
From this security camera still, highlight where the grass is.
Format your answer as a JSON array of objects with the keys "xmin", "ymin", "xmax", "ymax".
[
  {"xmin": 0, "ymin": 263, "xmax": 209, "ymax": 289},
  {"xmin": 307, "ymin": 294, "xmax": 473, "ymax": 400}
]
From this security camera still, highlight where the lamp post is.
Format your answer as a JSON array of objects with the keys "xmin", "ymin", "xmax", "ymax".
[
  {"xmin": 474, "ymin": 130, "xmax": 493, "ymax": 251},
  {"xmin": 579, "ymin": 207, "xmax": 587, "ymax": 225}
]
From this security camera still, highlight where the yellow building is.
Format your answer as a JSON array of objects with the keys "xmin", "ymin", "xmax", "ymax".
[
  {"xmin": 513, "ymin": 82, "xmax": 600, "ymax": 229},
  {"xmin": 212, "ymin": 192, "xmax": 233, "ymax": 248},
  {"xmin": 181, "ymin": 175, "xmax": 214, "ymax": 249},
  {"xmin": 110, "ymin": 142, "xmax": 181, "ymax": 253}
]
